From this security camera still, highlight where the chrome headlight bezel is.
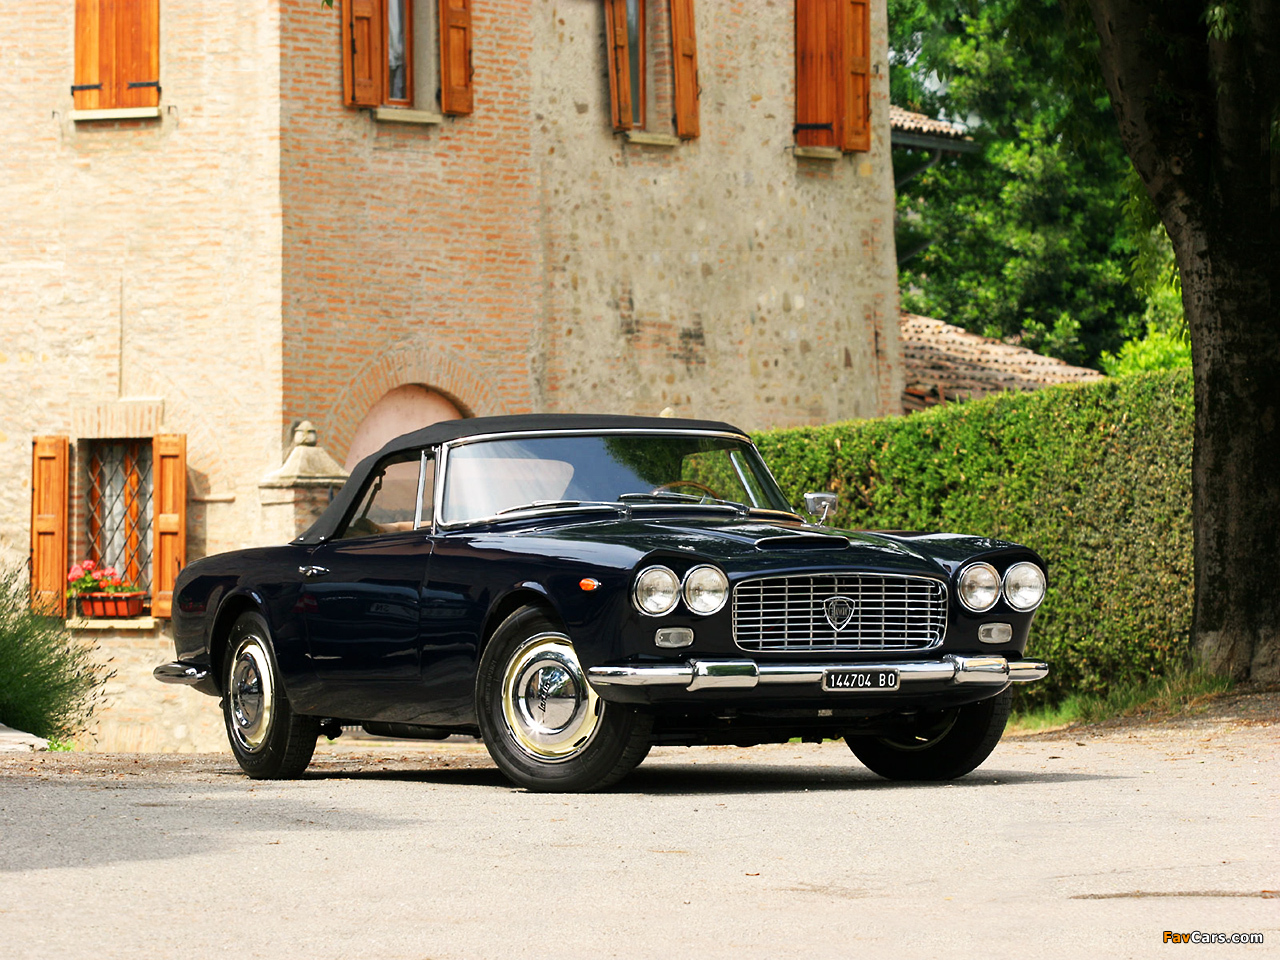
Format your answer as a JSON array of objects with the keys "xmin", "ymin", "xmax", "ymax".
[
  {"xmin": 682, "ymin": 564, "xmax": 729, "ymax": 616},
  {"xmin": 1002, "ymin": 561, "xmax": 1046, "ymax": 612},
  {"xmin": 632, "ymin": 565, "xmax": 681, "ymax": 616},
  {"xmin": 957, "ymin": 561, "xmax": 1001, "ymax": 613}
]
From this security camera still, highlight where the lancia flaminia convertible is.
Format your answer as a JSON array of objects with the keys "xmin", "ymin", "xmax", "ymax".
[{"xmin": 156, "ymin": 414, "xmax": 1049, "ymax": 791}]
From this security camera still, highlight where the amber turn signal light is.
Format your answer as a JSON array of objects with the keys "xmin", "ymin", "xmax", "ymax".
[{"xmin": 579, "ymin": 578, "xmax": 601, "ymax": 591}]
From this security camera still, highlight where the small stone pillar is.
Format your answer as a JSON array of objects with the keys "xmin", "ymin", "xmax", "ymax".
[{"xmin": 258, "ymin": 421, "xmax": 349, "ymax": 541}]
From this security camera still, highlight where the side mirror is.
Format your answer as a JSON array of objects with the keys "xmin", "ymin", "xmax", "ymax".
[{"xmin": 803, "ymin": 492, "xmax": 837, "ymax": 525}]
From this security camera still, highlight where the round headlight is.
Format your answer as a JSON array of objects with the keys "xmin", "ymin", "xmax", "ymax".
[
  {"xmin": 682, "ymin": 565, "xmax": 728, "ymax": 615},
  {"xmin": 633, "ymin": 565, "xmax": 680, "ymax": 616},
  {"xmin": 1003, "ymin": 561, "xmax": 1046, "ymax": 612},
  {"xmin": 957, "ymin": 562, "xmax": 1001, "ymax": 613}
]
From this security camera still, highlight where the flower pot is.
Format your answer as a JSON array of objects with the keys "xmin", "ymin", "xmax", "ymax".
[{"xmin": 79, "ymin": 592, "xmax": 146, "ymax": 618}]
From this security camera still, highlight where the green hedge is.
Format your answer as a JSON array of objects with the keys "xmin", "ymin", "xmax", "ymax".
[{"xmin": 752, "ymin": 370, "xmax": 1194, "ymax": 707}]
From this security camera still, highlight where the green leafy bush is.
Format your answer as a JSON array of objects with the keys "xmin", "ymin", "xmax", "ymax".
[
  {"xmin": 0, "ymin": 568, "xmax": 105, "ymax": 740},
  {"xmin": 753, "ymin": 370, "xmax": 1193, "ymax": 707}
]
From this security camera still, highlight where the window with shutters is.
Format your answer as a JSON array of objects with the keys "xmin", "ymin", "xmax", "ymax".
[
  {"xmin": 29, "ymin": 434, "xmax": 186, "ymax": 619},
  {"xmin": 795, "ymin": 0, "xmax": 871, "ymax": 153},
  {"xmin": 604, "ymin": 0, "xmax": 700, "ymax": 140},
  {"xmin": 73, "ymin": 0, "xmax": 160, "ymax": 112},
  {"xmin": 344, "ymin": 0, "xmax": 474, "ymax": 116}
]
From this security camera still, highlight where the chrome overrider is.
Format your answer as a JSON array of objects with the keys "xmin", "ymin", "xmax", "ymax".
[{"xmin": 586, "ymin": 654, "xmax": 1049, "ymax": 692}]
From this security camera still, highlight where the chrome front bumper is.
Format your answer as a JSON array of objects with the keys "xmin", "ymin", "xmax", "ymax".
[
  {"xmin": 154, "ymin": 661, "xmax": 209, "ymax": 685},
  {"xmin": 587, "ymin": 654, "xmax": 1048, "ymax": 693}
]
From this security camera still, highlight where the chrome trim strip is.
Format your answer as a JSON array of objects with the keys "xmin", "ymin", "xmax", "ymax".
[
  {"xmin": 413, "ymin": 448, "xmax": 428, "ymax": 530},
  {"xmin": 586, "ymin": 655, "xmax": 1048, "ymax": 692},
  {"xmin": 153, "ymin": 661, "xmax": 209, "ymax": 685}
]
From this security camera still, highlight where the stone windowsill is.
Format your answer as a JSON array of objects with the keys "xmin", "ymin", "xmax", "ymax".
[
  {"xmin": 70, "ymin": 107, "xmax": 162, "ymax": 122},
  {"xmin": 624, "ymin": 131, "xmax": 681, "ymax": 148},
  {"xmin": 373, "ymin": 107, "xmax": 444, "ymax": 125},
  {"xmin": 68, "ymin": 617, "xmax": 158, "ymax": 631},
  {"xmin": 794, "ymin": 146, "xmax": 843, "ymax": 161}
]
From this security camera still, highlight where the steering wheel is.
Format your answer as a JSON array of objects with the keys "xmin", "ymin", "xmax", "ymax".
[{"xmin": 653, "ymin": 480, "xmax": 719, "ymax": 498}]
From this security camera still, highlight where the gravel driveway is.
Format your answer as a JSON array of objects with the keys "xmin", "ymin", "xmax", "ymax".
[{"xmin": 1, "ymin": 690, "xmax": 1275, "ymax": 960}]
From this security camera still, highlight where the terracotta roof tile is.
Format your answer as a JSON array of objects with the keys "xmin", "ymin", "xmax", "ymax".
[
  {"xmin": 889, "ymin": 105, "xmax": 972, "ymax": 140},
  {"xmin": 900, "ymin": 313, "xmax": 1104, "ymax": 413}
]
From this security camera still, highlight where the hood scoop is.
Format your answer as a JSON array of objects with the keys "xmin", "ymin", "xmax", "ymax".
[{"xmin": 754, "ymin": 533, "xmax": 851, "ymax": 551}]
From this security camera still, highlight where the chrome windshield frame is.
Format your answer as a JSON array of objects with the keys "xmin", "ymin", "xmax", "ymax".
[{"xmin": 433, "ymin": 428, "xmax": 795, "ymax": 530}]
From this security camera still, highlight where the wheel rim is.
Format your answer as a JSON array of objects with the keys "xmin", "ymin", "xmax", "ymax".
[
  {"xmin": 228, "ymin": 637, "xmax": 275, "ymax": 754},
  {"xmin": 499, "ymin": 633, "xmax": 603, "ymax": 763}
]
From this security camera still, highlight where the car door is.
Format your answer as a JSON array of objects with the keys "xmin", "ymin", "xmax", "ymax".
[{"xmin": 301, "ymin": 451, "xmax": 434, "ymax": 721}]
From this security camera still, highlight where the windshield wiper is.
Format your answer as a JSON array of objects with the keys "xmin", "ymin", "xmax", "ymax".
[
  {"xmin": 619, "ymin": 492, "xmax": 749, "ymax": 516},
  {"xmin": 493, "ymin": 500, "xmax": 622, "ymax": 516}
]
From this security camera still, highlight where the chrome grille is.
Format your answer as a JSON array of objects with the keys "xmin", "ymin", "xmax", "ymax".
[{"xmin": 732, "ymin": 573, "xmax": 947, "ymax": 652}]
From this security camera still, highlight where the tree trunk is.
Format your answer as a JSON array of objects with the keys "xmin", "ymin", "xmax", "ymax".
[{"xmin": 1084, "ymin": 0, "xmax": 1280, "ymax": 680}]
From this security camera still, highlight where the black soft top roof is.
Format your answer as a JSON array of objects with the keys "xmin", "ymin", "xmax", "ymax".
[{"xmin": 296, "ymin": 413, "xmax": 747, "ymax": 543}]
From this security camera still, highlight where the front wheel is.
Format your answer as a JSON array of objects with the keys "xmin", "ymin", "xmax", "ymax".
[
  {"xmin": 221, "ymin": 612, "xmax": 320, "ymax": 779},
  {"xmin": 846, "ymin": 688, "xmax": 1012, "ymax": 781},
  {"xmin": 476, "ymin": 608, "xmax": 652, "ymax": 792}
]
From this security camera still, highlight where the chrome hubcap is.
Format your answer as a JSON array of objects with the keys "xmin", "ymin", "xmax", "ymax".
[
  {"xmin": 500, "ymin": 633, "xmax": 602, "ymax": 763},
  {"xmin": 228, "ymin": 637, "xmax": 275, "ymax": 753}
]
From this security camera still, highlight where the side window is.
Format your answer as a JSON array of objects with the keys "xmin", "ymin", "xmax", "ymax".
[
  {"xmin": 339, "ymin": 453, "xmax": 434, "ymax": 539},
  {"xmin": 604, "ymin": 0, "xmax": 700, "ymax": 139},
  {"xmin": 343, "ymin": 0, "xmax": 474, "ymax": 115},
  {"xmin": 74, "ymin": 0, "xmax": 161, "ymax": 111}
]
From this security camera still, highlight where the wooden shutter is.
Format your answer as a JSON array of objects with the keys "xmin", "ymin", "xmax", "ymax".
[
  {"xmin": 669, "ymin": 0, "xmax": 699, "ymax": 138},
  {"xmin": 604, "ymin": 0, "xmax": 633, "ymax": 132},
  {"xmin": 344, "ymin": 0, "xmax": 383, "ymax": 107},
  {"xmin": 73, "ymin": 0, "xmax": 106, "ymax": 110},
  {"xmin": 839, "ymin": 0, "xmax": 870, "ymax": 152},
  {"xmin": 116, "ymin": 0, "xmax": 160, "ymax": 108},
  {"xmin": 439, "ymin": 0, "xmax": 474, "ymax": 115},
  {"xmin": 30, "ymin": 437, "xmax": 70, "ymax": 617},
  {"xmin": 151, "ymin": 434, "xmax": 186, "ymax": 619},
  {"xmin": 795, "ymin": 0, "xmax": 838, "ymax": 148}
]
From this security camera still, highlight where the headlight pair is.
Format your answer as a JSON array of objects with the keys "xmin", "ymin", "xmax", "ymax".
[
  {"xmin": 957, "ymin": 561, "xmax": 1045, "ymax": 613},
  {"xmin": 633, "ymin": 564, "xmax": 728, "ymax": 616}
]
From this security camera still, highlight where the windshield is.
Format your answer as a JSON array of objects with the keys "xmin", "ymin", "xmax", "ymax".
[{"xmin": 440, "ymin": 434, "xmax": 794, "ymax": 524}]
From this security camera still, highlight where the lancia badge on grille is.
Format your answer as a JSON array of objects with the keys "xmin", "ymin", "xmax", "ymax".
[{"xmin": 823, "ymin": 595, "xmax": 857, "ymax": 631}]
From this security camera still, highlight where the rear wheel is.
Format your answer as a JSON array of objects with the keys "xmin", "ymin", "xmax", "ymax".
[
  {"xmin": 222, "ymin": 612, "xmax": 320, "ymax": 779},
  {"xmin": 846, "ymin": 688, "xmax": 1012, "ymax": 781},
  {"xmin": 476, "ymin": 607, "xmax": 651, "ymax": 792}
]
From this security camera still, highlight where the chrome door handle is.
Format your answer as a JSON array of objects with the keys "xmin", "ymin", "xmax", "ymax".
[{"xmin": 299, "ymin": 565, "xmax": 329, "ymax": 578}]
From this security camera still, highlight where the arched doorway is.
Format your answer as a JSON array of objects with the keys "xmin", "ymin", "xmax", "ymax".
[{"xmin": 343, "ymin": 385, "xmax": 465, "ymax": 471}]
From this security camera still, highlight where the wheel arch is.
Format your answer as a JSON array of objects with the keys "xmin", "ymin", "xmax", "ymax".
[
  {"xmin": 208, "ymin": 591, "xmax": 272, "ymax": 694},
  {"xmin": 480, "ymin": 585, "xmax": 565, "ymax": 656}
]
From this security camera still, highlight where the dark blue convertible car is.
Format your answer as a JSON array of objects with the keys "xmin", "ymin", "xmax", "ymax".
[{"xmin": 156, "ymin": 414, "xmax": 1048, "ymax": 791}]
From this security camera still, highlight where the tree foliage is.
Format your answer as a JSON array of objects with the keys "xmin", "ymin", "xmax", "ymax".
[{"xmin": 889, "ymin": 0, "xmax": 1178, "ymax": 368}]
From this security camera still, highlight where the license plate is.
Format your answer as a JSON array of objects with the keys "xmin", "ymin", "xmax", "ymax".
[{"xmin": 823, "ymin": 668, "xmax": 900, "ymax": 692}]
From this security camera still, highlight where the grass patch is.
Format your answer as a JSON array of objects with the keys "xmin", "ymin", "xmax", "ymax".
[
  {"xmin": 1010, "ymin": 667, "xmax": 1234, "ymax": 732},
  {"xmin": 0, "ymin": 567, "xmax": 107, "ymax": 740}
]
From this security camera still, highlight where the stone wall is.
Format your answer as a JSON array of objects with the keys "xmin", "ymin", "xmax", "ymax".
[
  {"xmin": 0, "ymin": 0, "xmax": 288, "ymax": 567},
  {"xmin": 533, "ymin": 1, "xmax": 903, "ymax": 429}
]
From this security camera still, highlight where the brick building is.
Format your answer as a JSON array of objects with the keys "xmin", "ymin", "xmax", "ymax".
[{"xmin": 5, "ymin": 0, "xmax": 900, "ymax": 749}]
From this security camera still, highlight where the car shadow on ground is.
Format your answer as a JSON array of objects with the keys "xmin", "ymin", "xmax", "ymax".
[{"xmin": 291, "ymin": 762, "xmax": 1123, "ymax": 793}]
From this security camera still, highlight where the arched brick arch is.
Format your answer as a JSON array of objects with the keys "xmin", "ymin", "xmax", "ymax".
[{"xmin": 317, "ymin": 339, "xmax": 518, "ymax": 461}]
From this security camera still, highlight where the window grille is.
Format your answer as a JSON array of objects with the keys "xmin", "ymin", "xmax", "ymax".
[{"xmin": 86, "ymin": 441, "xmax": 153, "ymax": 593}]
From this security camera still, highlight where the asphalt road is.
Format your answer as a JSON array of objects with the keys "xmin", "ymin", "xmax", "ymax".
[{"xmin": 1, "ymin": 695, "xmax": 1275, "ymax": 960}]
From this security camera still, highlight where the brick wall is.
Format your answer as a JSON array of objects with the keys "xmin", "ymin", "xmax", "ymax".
[{"xmin": 279, "ymin": 0, "xmax": 544, "ymax": 462}]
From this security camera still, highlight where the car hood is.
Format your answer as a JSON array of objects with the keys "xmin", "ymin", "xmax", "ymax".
[{"xmin": 468, "ymin": 513, "xmax": 1025, "ymax": 579}]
